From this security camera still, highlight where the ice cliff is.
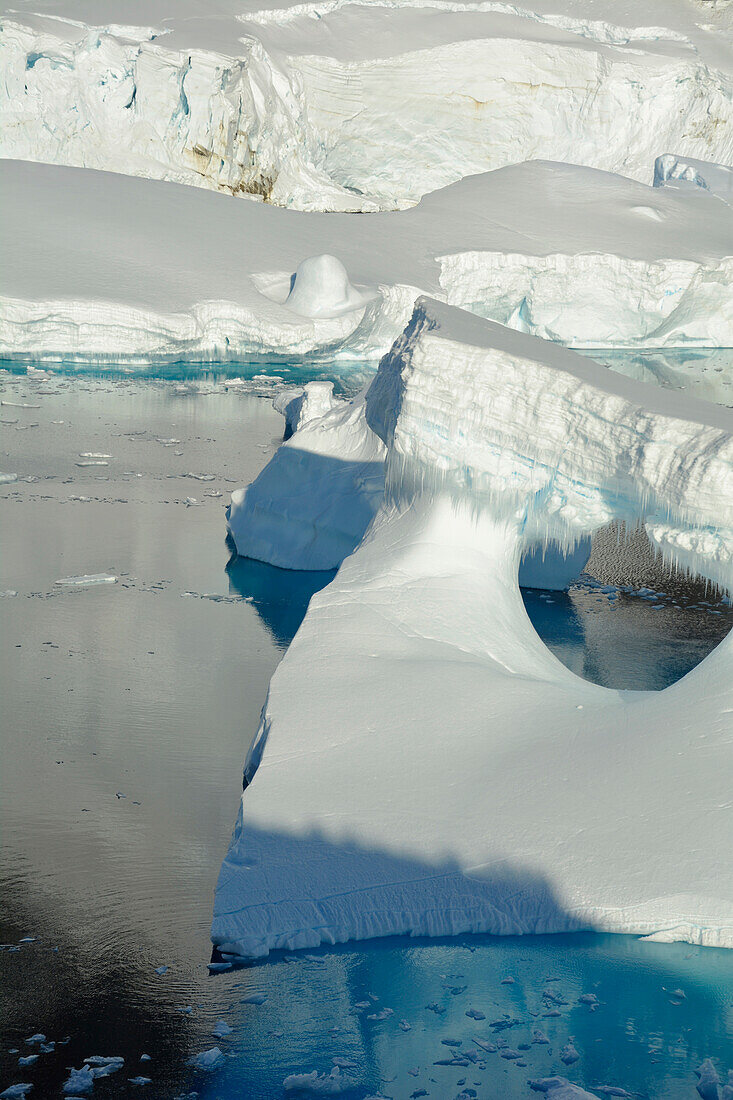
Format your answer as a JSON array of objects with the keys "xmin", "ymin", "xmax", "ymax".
[
  {"xmin": 2, "ymin": 158, "xmax": 732, "ymax": 363},
  {"xmin": 2, "ymin": 0, "xmax": 733, "ymax": 210},
  {"xmin": 213, "ymin": 299, "xmax": 733, "ymax": 958}
]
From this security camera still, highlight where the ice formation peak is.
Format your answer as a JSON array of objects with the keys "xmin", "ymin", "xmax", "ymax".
[{"xmin": 284, "ymin": 254, "xmax": 371, "ymax": 317}]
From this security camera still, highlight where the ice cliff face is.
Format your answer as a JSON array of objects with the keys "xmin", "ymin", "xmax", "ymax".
[
  {"xmin": 2, "ymin": 0, "xmax": 733, "ymax": 210},
  {"xmin": 2, "ymin": 159, "xmax": 732, "ymax": 364},
  {"xmin": 213, "ymin": 300, "xmax": 733, "ymax": 959}
]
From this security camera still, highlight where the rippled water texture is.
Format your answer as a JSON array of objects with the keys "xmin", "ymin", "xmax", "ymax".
[{"xmin": 1, "ymin": 368, "xmax": 732, "ymax": 1099}]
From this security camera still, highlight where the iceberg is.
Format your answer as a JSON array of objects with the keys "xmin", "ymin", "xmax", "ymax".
[
  {"xmin": 212, "ymin": 299, "xmax": 733, "ymax": 959},
  {"xmin": 2, "ymin": 158, "xmax": 732, "ymax": 364},
  {"xmin": 2, "ymin": 0, "xmax": 733, "ymax": 210}
]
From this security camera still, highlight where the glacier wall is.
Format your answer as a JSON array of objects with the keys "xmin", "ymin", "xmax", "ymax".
[
  {"xmin": 3, "ymin": 5, "xmax": 733, "ymax": 209},
  {"xmin": 213, "ymin": 301, "xmax": 733, "ymax": 958}
]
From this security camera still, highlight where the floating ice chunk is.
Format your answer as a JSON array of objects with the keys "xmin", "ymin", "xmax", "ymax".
[
  {"xmin": 282, "ymin": 1067, "xmax": 354, "ymax": 1094},
  {"xmin": 696, "ymin": 1060, "xmax": 722, "ymax": 1100},
  {"xmin": 207, "ymin": 961, "xmax": 232, "ymax": 973},
  {"xmin": 212, "ymin": 1020, "xmax": 233, "ymax": 1038},
  {"xmin": 241, "ymin": 993, "xmax": 266, "ymax": 1004},
  {"xmin": 530, "ymin": 1079, "xmax": 601, "ymax": 1099},
  {"xmin": 561, "ymin": 1043, "xmax": 581, "ymax": 1065},
  {"xmin": 189, "ymin": 1048, "xmax": 225, "ymax": 1071},
  {"xmin": 62, "ymin": 1066, "xmax": 95, "ymax": 1094},
  {"xmin": 17, "ymin": 1058, "xmax": 37, "ymax": 1067},
  {"xmin": 78, "ymin": 453, "xmax": 111, "ymax": 459},
  {"xmin": 1, "ymin": 401, "xmax": 40, "ymax": 408},
  {"xmin": 285, "ymin": 255, "xmax": 373, "ymax": 319},
  {"xmin": 185, "ymin": 473, "xmax": 216, "ymax": 482},
  {"xmin": 55, "ymin": 574, "xmax": 117, "ymax": 588},
  {"xmin": 85, "ymin": 1056, "xmax": 124, "ymax": 1077},
  {"xmin": 0, "ymin": 472, "xmax": 17, "ymax": 483},
  {"xmin": 184, "ymin": 497, "xmax": 201, "ymax": 507},
  {"xmin": 274, "ymin": 382, "xmax": 342, "ymax": 439},
  {"xmin": 24, "ymin": 1035, "xmax": 45, "ymax": 1045},
  {"xmin": 128, "ymin": 1079, "xmax": 151, "ymax": 1086},
  {"xmin": 0, "ymin": 1087, "xmax": 33, "ymax": 1098},
  {"xmin": 76, "ymin": 461, "xmax": 108, "ymax": 467},
  {"xmin": 140, "ymin": 1055, "xmax": 151, "ymax": 1062}
]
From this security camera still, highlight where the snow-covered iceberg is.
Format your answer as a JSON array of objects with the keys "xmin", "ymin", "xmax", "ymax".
[
  {"xmin": 2, "ymin": 0, "xmax": 733, "ymax": 210},
  {"xmin": 213, "ymin": 298, "xmax": 733, "ymax": 958},
  {"xmin": 2, "ymin": 158, "xmax": 732, "ymax": 364}
]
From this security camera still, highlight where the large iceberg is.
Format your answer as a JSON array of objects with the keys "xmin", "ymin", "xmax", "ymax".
[
  {"xmin": 213, "ymin": 298, "xmax": 733, "ymax": 958},
  {"xmin": 2, "ymin": 0, "xmax": 733, "ymax": 210},
  {"xmin": 2, "ymin": 157, "xmax": 732, "ymax": 363}
]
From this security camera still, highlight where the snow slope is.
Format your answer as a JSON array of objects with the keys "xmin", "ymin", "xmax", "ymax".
[
  {"xmin": 2, "ymin": 0, "xmax": 733, "ymax": 209},
  {"xmin": 212, "ymin": 299, "xmax": 733, "ymax": 958},
  {"xmin": 2, "ymin": 158, "xmax": 732, "ymax": 362}
]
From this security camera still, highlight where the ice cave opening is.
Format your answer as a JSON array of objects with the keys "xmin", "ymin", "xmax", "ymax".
[{"xmin": 520, "ymin": 521, "xmax": 732, "ymax": 693}]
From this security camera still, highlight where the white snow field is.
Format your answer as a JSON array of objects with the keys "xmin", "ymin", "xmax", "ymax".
[
  {"xmin": 212, "ymin": 298, "xmax": 733, "ymax": 959},
  {"xmin": 2, "ymin": 157, "xmax": 733, "ymax": 362},
  {"xmin": 2, "ymin": 0, "xmax": 733, "ymax": 210}
]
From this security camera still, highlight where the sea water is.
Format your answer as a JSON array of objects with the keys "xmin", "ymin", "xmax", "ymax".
[{"xmin": 1, "ymin": 363, "xmax": 731, "ymax": 1100}]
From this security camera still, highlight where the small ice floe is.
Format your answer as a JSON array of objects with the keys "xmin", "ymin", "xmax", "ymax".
[
  {"xmin": 177, "ymin": 1006, "xmax": 193, "ymax": 1015},
  {"xmin": 398, "ymin": 1020, "xmax": 411, "ymax": 1032},
  {"xmin": 128, "ymin": 1078, "xmax": 152, "ymax": 1086},
  {"xmin": 465, "ymin": 1008, "xmax": 485, "ymax": 1020},
  {"xmin": 84, "ymin": 1055, "xmax": 124, "ymax": 1077},
  {"xmin": 24, "ymin": 1035, "xmax": 45, "ymax": 1045},
  {"xmin": 185, "ymin": 473, "xmax": 215, "ymax": 482},
  {"xmin": 17, "ymin": 1057, "xmax": 37, "ymax": 1067},
  {"xmin": 0, "ymin": 472, "xmax": 17, "ymax": 483},
  {"xmin": 578, "ymin": 993, "xmax": 599, "ymax": 1008},
  {"xmin": 189, "ymin": 1047, "xmax": 225, "ymax": 1071},
  {"xmin": 500, "ymin": 976, "xmax": 515, "ymax": 985},
  {"xmin": 425, "ymin": 1003, "xmax": 446, "ymax": 1015},
  {"xmin": 76, "ymin": 461, "xmax": 108, "ymax": 467},
  {"xmin": 367, "ymin": 1008, "xmax": 393, "ymax": 1021},
  {"xmin": 532, "ymin": 1029, "xmax": 550, "ymax": 1045},
  {"xmin": 62, "ymin": 1065, "xmax": 95, "ymax": 1094},
  {"xmin": 212, "ymin": 1020, "xmax": 233, "ymax": 1038},
  {"xmin": 696, "ymin": 1059, "xmax": 722, "ymax": 1100},
  {"xmin": 140, "ymin": 1054, "xmax": 151, "ymax": 1062},
  {"xmin": 79, "ymin": 453, "xmax": 111, "ymax": 459},
  {"xmin": 282, "ymin": 1067, "xmax": 353, "ymax": 1094},
  {"xmin": 156, "ymin": 438, "xmax": 180, "ymax": 446},
  {"xmin": 55, "ymin": 574, "xmax": 117, "ymax": 587},
  {"xmin": 154, "ymin": 965, "xmax": 169, "ymax": 976},
  {"xmin": 207, "ymin": 961, "xmax": 232, "ymax": 973},
  {"xmin": 241, "ymin": 993, "xmax": 266, "ymax": 1005},
  {"xmin": 0, "ymin": 1086, "xmax": 34, "ymax": 1098},
  {"xmin": 530, "ymin": 1079, "xmax": 601, "ymax": 1098},
  {"xmin": 560, "ymin": 1042, "xmax": 581, "ymax": 1065},
  {"xmin": 204, "ymin": 489, "xmax": 222, "ymax": 498},
  {"xmin": 0, "ymin": 589, "xmax": 17, "ymax": 597},
  {"xmin": 184, "ymin": 497, "xmax": 201, "ymax": 507},
  {"xmin": 1, "ymin": 400, "xmax": 40, "ymax": 408}
]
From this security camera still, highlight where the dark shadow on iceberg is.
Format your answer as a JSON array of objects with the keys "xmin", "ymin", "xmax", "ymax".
[{"xmin": 212, "ymin": 822, "xmax": 592, "ymax": 962}]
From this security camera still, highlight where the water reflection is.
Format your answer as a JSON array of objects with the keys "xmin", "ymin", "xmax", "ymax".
[{"xmin": 226, "ymin": 547, "xmax": 336, "ymax": 650}]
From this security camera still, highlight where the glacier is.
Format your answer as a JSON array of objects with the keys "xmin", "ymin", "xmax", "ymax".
[
  {"xmin": 2, "ymin": 0, "xmax": 733, "ymax": 210},
  {"xmin": 2, "ymin": 157, "xmax": 733, "ymax": 364},
  {"xmin": 212, "ymin": 298, "xmax": 733, "ymax": 959}
]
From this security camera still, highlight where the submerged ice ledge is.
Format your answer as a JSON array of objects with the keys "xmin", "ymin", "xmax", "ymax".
[{"xmin": 213, "ymin": 300, "xmax": 733, "ymax": 958}]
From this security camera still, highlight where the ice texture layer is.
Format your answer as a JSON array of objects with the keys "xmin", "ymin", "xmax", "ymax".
[
  {"xmin": 2, "ymin": 0, "xmax": 733, "ymax": 209},
  {"xmin": 2, "ymin": 158, "xmax": 733, "ymax": 362},
  {"xmin": 213, "ymin": 300, "xmax": 733, "ymax": 958}
]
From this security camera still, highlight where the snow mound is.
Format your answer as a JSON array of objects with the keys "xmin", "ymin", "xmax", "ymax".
[
  {"xmin": 285, "ymin": 255, "xmax": 374, "ymax": 318},
  {"xmin": 212, "ymin": 300, "xmax": 733, "ymax": 960}
]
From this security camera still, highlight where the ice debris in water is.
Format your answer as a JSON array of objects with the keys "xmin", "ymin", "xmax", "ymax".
[
  {"xmin": 76, "ymin": 460, "xmax": 108, "ymax": 467},
  {"xmin": 154, "ymin": 965, "xmax": 169, "ymax": 975},
  {"xmin": 185, "ymin": 497, "xmax": 202, "ymax": 507},
  {"xmin": 561, "ymin": 1042, "xmax": 581, "ymax": 1065},
  {"xmin": 696, "ymin": 1060, "xmax": 722, "ymax": 1100},
  {"xmin": 282, "ymin": 1067, "xmax": 354, "ymax": 1094},
  {"xmin": 17, "ymin": 1058, "xmax": 37, "ymax": 1068},
  {"xmin": 530, "ymin": 1080, "xmax": 602, "ymax": 1099},
  {"xmin": 24, "ymin": 1035, "xmax": 45, "ymax": 1045},
  {"xmin": 63, "ymin": 1066, "xmax": 95, "ymax": 1094},
  {"xmin": 78, "ymin": 453, "xmax": 111, "ymax": 459},
  {"xmin": 0, "ymin": 472, "xmax": 18, "ymax": 483},
  {"xmin": 0, "ymin": 1087, "xmax": 34, "ymax": 1098},
  {"xmin": 212, "ymin": 1020, "xmax": 233, "ymax": 1038},
  {"xmin": 55, "ymin": 574, "xmax": 117, "ymax": 587},
  {"xmin": 128, "ymin": 1078, "xmax": 152, "ymax": 1086},
  {"xmin": 84, "ymin": 1056, "xmax": 124, "ymax": 1077},
  {"xmin": 241, "ymin": 992, "xmax": 266, "ymax": 1004},
  {"xmin": 189, "ymin": 1048, "xmax": 225, "ymax": 1071}
]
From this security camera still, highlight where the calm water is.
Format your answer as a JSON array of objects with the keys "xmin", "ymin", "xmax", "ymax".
[{"xmin": 1, "ymin": 370, "xmax": 732, "ymax": 1100}]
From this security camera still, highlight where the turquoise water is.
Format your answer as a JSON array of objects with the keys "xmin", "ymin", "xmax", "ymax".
[{"xmin": 0, "ymin": 370, "xmax": 731, "ymax": 1100}]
